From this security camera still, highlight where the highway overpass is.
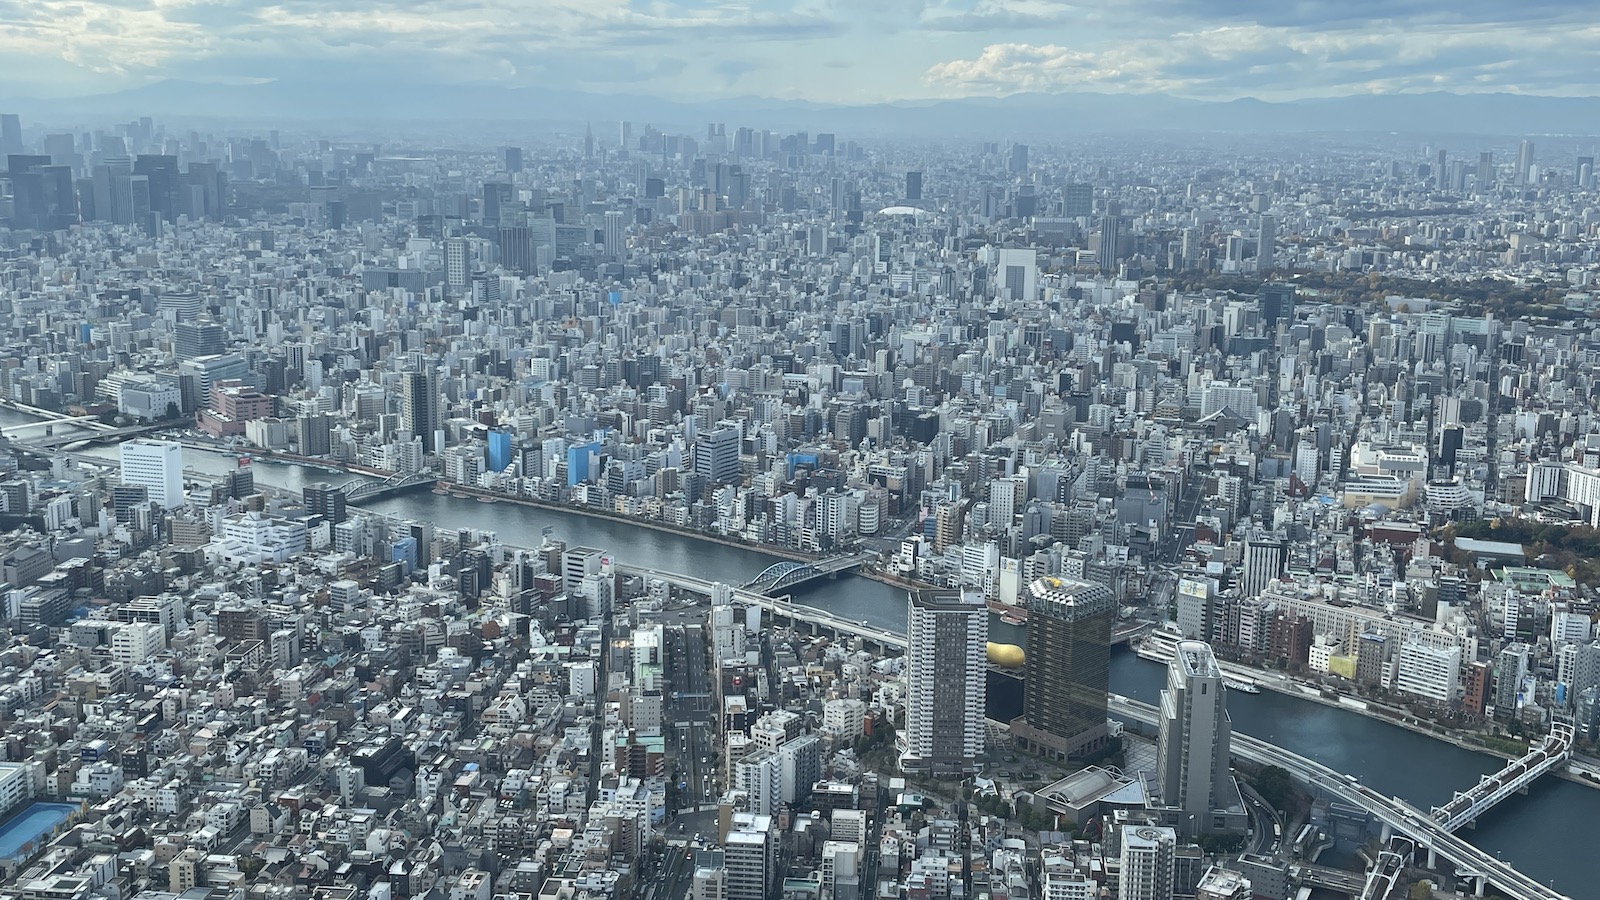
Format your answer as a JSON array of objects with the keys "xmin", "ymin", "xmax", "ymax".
[{"xmin": 1107, "ymin": 694, "xmax": 1571, "ymax": 900}]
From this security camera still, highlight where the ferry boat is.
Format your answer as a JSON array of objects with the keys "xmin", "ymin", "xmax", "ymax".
[
  {"xmin": 1135, "ymin": 623, "xmax": 1183, "ymax": 663},
  {"xmin": 1138, "ymin": 626, "xmax": 1263, "ymax": 693},
  {"xmin": 1222, "ymin": 678, "xmax": 1261, "ymax": 694},
  {"xmin": 988, "ymin": 599, "xmax": 1030, "ymax": 624}
]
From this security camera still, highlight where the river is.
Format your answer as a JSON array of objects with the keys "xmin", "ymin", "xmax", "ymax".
[{"xmin": 0, "ymin": 409, "xmax": 1587, "ymax": 893}]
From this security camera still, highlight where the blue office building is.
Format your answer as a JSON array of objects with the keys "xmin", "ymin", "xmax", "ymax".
[
  {"xmin": 488, "ymin": 429, "xmax": 513, "ymax": 473},
  {"xmin": 567, "ymin": 441, "xmax": 601, "ymax": 486},
  {"xmin": 390, "ymin": 536, "xmax": 418, "ymax": 576},
  {"xmin": 787, "ymin": 452, "xmax": 820, "ymax": 479}
]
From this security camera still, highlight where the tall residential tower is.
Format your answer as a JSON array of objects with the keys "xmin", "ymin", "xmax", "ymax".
[
  {"xmin": 402, "ymin": 369, "xmax": 442, "ymax": 452},
  {"xmin": 1158, "ymin": 641, "xmax": 1232, "ymax": 829},
  {"xmin": 900, "ymin": 589, "xmax": 986, "ymax": 776}
]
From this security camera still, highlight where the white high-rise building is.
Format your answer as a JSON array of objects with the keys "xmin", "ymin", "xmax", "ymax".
[
  {"xmin": 692, "ymin": 853, "xmax": 726, "ymax": 900},
  {"xmin": 1552, "ymin": 610, "xmax": 1593, "ymax": 646},
  {"xmin": 1293, "ymin": 439, "xmax": 1320, "ymax": 488},
  {"xmin": 445, "ymin": 238, "xmax": 468, "ymax": 292},
  {"xmin": 119, "ymin": 439, "xmax": 184, "ymax": 509},
  {"xmin": 111, "ymin": 622, "xmax": 166, "ymax": 666},
  {"xmin": 1158, "ymin": 641, "xmax": 1232, "ymax": 828},
  {"xmin": 899, "ymin": 589, "xmax": 986, "ymax": 775},
  {"xmin": 1395, "ymin": 640, "xmax": 1462, "ymax": 703},
  {"xmin": 995, "ymin": 247, "xmax": 1038, "ymax": 301},
  {"xmin": 723, "ymin": 814, "xmax": 777, "ymax": 900},
  {"xmin": 1241, "ymin": 540, "xmax": 1286, "ymax": 599},
  {"xmin": 819, "ymin": 841, "xmax": 861, "ymax": 900},
  {"xmin": 0, "ymin": 762, "xmax": 33, "ymax": 818},
  {"xmin": 604, "ymin": 210, "xmax": 626, "ymax": 259},
  {"xmin": 1118, "ymin": 825, "xmax": 1176, "ymax": 900}
]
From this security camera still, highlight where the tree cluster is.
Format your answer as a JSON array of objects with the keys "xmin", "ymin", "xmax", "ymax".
[{"xmin": 1254, "ymin": 765, "xmax": 1294, "ymax": 815}]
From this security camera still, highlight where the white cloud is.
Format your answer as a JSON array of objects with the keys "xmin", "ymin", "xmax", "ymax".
[
  {"xmin": 924, "ymin": 22, "xmax": 1600, "ymax": 99},
  {"xmin": 0, "ymin": 0, "xmax": 846, "ymax": 97},
  {"xmin": 1, "ymin": 0, "xmax": 1599, "ymax": 102},
  {"xmin": 0, "ymin": 0, "xmax": 210, "ymax": 73}
]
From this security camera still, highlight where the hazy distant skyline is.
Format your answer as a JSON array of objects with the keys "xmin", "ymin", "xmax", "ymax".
[{"xmin": 2, "ymin": 0, "xmax": 1599, "ymax": 105}]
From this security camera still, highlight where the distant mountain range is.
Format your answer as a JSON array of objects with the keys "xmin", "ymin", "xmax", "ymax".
[{"xmin": 8, "ymin": 80, "xmax": 1600, "ymax": 137}]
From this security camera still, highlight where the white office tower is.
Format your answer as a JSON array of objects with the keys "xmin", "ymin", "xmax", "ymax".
[
  {"xmin": 709, "ymin": 601, "xmax": 745, "ymax": 661},
  {"xmin": 604, "ymin": 210, "xmax": 626, "ymax": 259},
  {"xmin": 1240, "ymin": 540, "xmax": 1286, "ymax": 598},
  {"xmin": 1158, "ymin": 641, "xmax": 1232, "ymax": 826},
  {"xmin": 444, "ymin": 238, "xmax": 468, "ymax": 292},
  {"xmin": 831, "ymin": 809, "xmax": 867, "ymax": 844},
  {"xmin": 1119, "ymin": 825, "xmax": 1176, "ymax": 900},
  {"xmin": 119, "ymin": 439, "xmax": 184, "ymax": 509},
  {"xmin": 820, "ymin": 840, "xmax": 861, "ymax": 900},
  {"xmin": 899, "ymin": 588, "xmax": 986, "ymax": 775},
  {"xmin": 734, "ymin": 711, "xmax": 818, "ymax": 815},
  {"xmin": 723, "ymin": 814, "xmax": 777, "ymax": 900},
  {"xmin": 994, "ymin": 247, "xmax": 1038, "ymax": 301},
  {"xmin": 1395, "ymin": 640, "xmax": 1462, "ymax": 704}
]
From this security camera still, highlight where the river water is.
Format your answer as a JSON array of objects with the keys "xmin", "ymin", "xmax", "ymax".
[{"xmin": 2, "ymin": 409, "xmax": 1586, "ymax": 894}]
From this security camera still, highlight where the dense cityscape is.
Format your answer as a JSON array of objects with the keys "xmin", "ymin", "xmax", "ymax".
[{"xmin": 0, "ymin": 108, "xmax": 1599, "ymax": 900}]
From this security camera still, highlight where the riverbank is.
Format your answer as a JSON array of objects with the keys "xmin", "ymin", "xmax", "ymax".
[
  {"xmin": 206, "ymin": 445, "xmax": 392, "ymax": 478},
  {"xmin": 204, "ymin": 445, "xmax": 831, "ymax": 565},
  {"xmin": 0, "ymin": 397, "xmax": 93, "ymax": 422},
  {"xmin": 432, "ymin": 481, "xmax": 823, "ymax": 564},
  {"xmin": 163, "ymin": 433, "xmax": 903, "ymax": 571},
  {"xmin": 857, "ymin": 567, "xmax": 941, "ymax": 593},
  {"xmin": 1181, "ymin": 654, "xmax": 1600, "ymax": 792}
]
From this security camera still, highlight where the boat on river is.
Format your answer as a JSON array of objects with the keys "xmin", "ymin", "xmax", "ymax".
[
  {"xmin": 1223, "ymin": 677, "xmax": 1261, "ymax": 694},
  {"xmin": 1135, "ymin": 623, "xmax": 1182, "ymax": 663}
]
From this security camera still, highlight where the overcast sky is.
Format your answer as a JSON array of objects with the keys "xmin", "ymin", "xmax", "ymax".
[{"xmin": 2, "ymin": 0, "xmax": 1598, "ymax": 103}]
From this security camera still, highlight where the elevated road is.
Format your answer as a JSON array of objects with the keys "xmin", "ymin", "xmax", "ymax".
[
  {"xmin": 1296, "ymin": 863, "xmax": 1367, "ymax": 895},
  {"xmin": 0, "ymin": 413, "xmax": 110, "ymax": 434},
  {"xmin": 0, "ymin": 400, "xmax": 117, "ymax": 429},
  {"xmin": 617, "ymin": 564, "xmax": 906, "ymax": 651},
  {"xmin": 1107, "ymin": 694, "xmax": 1571, "ymax": 900},
  {"xmin": 10, "ymin": 421, "xmax": 170, "ymax": 450},
  {"xmin": 1360, "ymin": 839, "xmax": 1414, "ymax": 900}
]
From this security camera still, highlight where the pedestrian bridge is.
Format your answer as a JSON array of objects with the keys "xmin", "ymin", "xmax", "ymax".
[
  {"xmin": 1429, "ymin": 719, "xmax": 1574, "ymax": 832},
  {"xmin": 741, "ymin": 552, "xmax": 874, "ymax": 595}
]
